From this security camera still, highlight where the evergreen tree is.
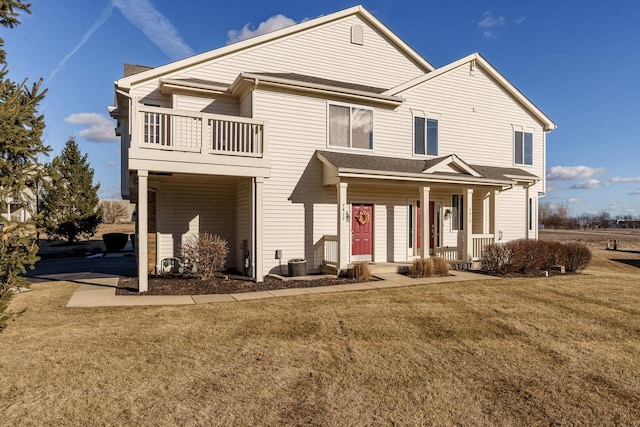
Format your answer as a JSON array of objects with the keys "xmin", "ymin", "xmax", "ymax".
[
  {"xmin": 0, "ymin": 1, "xmax": 50, "ymax": 331},
  {"xmin": 40, "ymin": 137, "xmax": 102, "ymax": 243}
]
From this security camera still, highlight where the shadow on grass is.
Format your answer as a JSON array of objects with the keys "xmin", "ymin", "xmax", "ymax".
[{"xmin": 612, "ymin": 259, "xmax": 640, "ymax": 269}]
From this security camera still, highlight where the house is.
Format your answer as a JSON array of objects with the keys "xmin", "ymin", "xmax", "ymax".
[{"xmin": 109, "ymin": 5, "xmax": 555, "ymax": 292}]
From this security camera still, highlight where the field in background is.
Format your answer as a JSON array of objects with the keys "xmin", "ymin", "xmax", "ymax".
[
  {"xmin": 540, "ymin": 228, "xmax": 640, "ymax": 250},
  {"xmin": 2, "ymin": 240, "xmax": 639, "ymax": 425}
]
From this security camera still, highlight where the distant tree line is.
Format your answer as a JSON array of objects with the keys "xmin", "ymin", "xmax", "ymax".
[{"xmin": 539, "ymin": 203, "xmax": 640, "ymax": 230}]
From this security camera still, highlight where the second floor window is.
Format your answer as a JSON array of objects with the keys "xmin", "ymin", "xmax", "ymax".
[
  {"xmin": 514, "ymin": 130, "xmax": 533, "ymax": 165},
  {"xmin": 414, "ymin": 116, "xmax": 438, "ymax": 156},
  {"xmin": 328, "ymin": 104, "xmax": 373, "ymax": 150}
]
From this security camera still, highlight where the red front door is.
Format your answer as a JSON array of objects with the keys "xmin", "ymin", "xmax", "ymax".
[
  {"xmin": 352, "ymin": 204, "xmax": 373, "ymax": 258},
  {"xmin": 416, "ymin": 201, "xmax": 436, "ymax": 254}
]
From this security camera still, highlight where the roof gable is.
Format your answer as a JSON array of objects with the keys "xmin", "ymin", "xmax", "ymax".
[
  {"xmin": 385, "ymin": 53, "xmax": 556, "ymax": 131},
  {"xmin": 422, "ymin": 154, "xmax": 482, "ymax": 177},
  {"xmin": 116, "ymin": 5, "xmax": 434, "ymax": 90}
]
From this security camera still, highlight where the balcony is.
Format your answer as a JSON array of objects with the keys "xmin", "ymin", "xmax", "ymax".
[{"xmin": 127, "ymin": 105, "xmax": 270, "ymax": 178}]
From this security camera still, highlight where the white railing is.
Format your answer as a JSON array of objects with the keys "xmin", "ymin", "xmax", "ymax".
[
  {"xmin": 435, "ymin": 247, "xmax": 459, "ymax": 260},
  {"xmin": 472, "ymin": 234, "xmax": 494, "ymax": 260},
  {"xmin": 137, "ymin": 106, "xmax": 265, "ymax": 157},
  {"xmin": 322, "ymin": 235, "xmax": 338, "ymax": 265}
]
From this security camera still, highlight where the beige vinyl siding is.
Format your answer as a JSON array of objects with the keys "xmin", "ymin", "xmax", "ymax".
[
  {"xmin": 234, "ymin": 178, "xmax": 251, "ymax": 272},
  {"xmin": 254, "ymin": 89, "xmax": 334, "ymax": 273},
  {"xmin": 172, "ymin": 17, "xmax": 424, "ymax": 92},
  {"xmin": 498, "ymin": 185, "xmax": 528, "ymax": 242},
  {"xmin": 239, "ymin": 89, "xmax": 252, "ymax": 118},
  {"xmin": 153, "ymin": 175, "xmax": 236, "ymax": 269},
  {"xmin": 173, "ymin": 93, "xmax": 239, "ymax": 115},
  {"xmin": 390, "ymin": 64, "xmax": 546, "ymax": 178},
  {"xmin": 129, "ymin": 16, "xmax": 426, "ymax": 106}
]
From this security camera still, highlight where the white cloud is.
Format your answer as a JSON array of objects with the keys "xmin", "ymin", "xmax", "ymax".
[
  {"xmin": 479, "ymin": 11, "xmax": 505, "ymax": 28},
  {"xmin": 547, "ymin": 165, "xmax": 607, "ymax": 181},
  {"xmin": 609, "ymin": 176, "xmax": 640, "ymax": 184},
  {"xmin": 227, "ymin": 14, "xmax": 297, "ymax": 44},
  {"xmin": 567, "ymin": 198, "xmax": 583, "ymax": 204},
  {"xmin": 515, "ymin": 16, "xmax": 527, "ymax": 24},
  {"xmin": 99, "ymin": 185, "xmax": 122, "ymax": 200},
  {"xmin": 111, "ymin": 0, "xmax": 194, "ymax": 60},
  {"xmin": 107, "ymin": 161, "xmax": 116, "ymax": 167},
  {"xmin": 48, "ymin": 3, "xmax": 115, "ymax": 82},
  {"xmin": 478, "ymin": 11, "xmax": 504, "ymax": 39},
  {"xmin": 570, "ymin": 179, "xmax": 603, "ymax": 190},
  {"xmin": 64, "ymin": 113, "xmax": 119, "ymax": 143},
  {"xmin": 630, "ymin": 188, "xmax": 640, "ymax": 195}
]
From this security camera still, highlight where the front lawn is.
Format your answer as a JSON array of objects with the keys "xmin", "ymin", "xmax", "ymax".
[{"xmin": 1, "ymin": 250, "xmax": 639, "ymax": 425}]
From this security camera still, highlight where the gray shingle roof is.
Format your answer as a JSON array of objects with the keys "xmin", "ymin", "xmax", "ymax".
[
  {"xmin": 317, "ymin": 150, "xmax": 538, "ymax": 183},
  {"xmin": 249, "ymin": 72, "xmax": 389, "ymax": 94}
]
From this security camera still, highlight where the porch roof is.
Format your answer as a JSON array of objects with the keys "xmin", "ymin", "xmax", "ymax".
[{"xmin": 317, "ymin": 150, "xmax": 539, "ymax": 187}]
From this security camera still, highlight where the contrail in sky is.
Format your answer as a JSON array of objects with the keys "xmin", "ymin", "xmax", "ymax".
[
  {"xmin": 49, "ymin": 0, "xmax": 194, "ymax": 82},
  {"xmin": 111, "ymin": 0, "xmax": 194, "ymax": 61},
  {"xmin": 48, "ymin": 2, "xmax": 115, "ymax": 82}
]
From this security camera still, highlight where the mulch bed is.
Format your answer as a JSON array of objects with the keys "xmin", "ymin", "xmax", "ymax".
[{"xmin": 116, "ymin": 271, "xmax": 366, "ymax": 295}]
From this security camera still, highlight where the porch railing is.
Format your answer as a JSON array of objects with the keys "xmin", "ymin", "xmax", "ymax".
[
  {"xmin": 322, "ymin": 235, "xmax": 338, "ymax": 265},
  {"xmin": 471, "ymin": 234, "xmax": 494, "ymax": 260},
  {"xmin": 137, "ymin": 105, "xmax": 265, "ymax": 157}
]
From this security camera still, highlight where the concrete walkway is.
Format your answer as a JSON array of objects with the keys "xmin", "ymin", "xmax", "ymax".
[{"xmin": 65, "ymin": 270, "xmax": 493, "ymax": 308}]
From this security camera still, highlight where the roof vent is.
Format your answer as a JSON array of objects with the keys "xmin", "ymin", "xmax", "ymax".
[{"xmin": 351, "ymin": 24, "xmax": 364, "ymax": 45}]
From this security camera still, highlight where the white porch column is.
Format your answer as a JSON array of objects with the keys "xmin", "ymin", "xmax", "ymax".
[
  {"xmin": 137, "ymin": 170, "xmax": 149, "ymax": 293},
  {"xmin": 337, "ymin": 182, "xmax": 349, "ymax": 272},
  {"xmin": 419, "ymin": 185, "xmax": 430, "ymax": 258},
  {"xmin": 252, "ymin": 177, "xmax": 264, "ymax": 282},
  {"xmin": 525, "ymin": 185, "xmax": 531, "ymax": 239},
  {"xmin": 464, "ymin": 188, "xmax": 474, "ymax": 263},
  {"xmin": 490, "ymin": 189, "xmax": 500, "ymax": 243}
]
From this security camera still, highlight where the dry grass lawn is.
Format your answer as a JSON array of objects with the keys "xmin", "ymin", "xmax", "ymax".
[{"xmin": 1, "ymin": 248, "xmax": 639, "ymax": 425}]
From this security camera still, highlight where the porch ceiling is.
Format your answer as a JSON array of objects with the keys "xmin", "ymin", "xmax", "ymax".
[{"xmin": 317, "ymin": 150, "xmax": 538, "ymax": 187}]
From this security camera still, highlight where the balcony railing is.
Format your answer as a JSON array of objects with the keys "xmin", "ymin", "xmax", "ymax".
[{"xmin": 137, "ymin": 105, "xmax": 265, "ymax": 158}]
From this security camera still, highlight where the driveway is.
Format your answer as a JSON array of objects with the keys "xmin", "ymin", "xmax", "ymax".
[{"xmin": 24, "ymin": 254, "xmax": 137, "ymax": 283}]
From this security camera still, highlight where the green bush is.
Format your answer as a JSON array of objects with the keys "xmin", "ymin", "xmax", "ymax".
[{"xmin": 102, "ymin": 233, "xmax": 128, "ymax": 252}]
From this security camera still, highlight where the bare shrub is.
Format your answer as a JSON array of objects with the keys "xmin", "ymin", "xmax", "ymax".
[
  {"xmin": 351, "ymin": 261, "xmax": 372, "ymax": 281},
  {"xmin": 506, "ymin": 239, "xmax": 547, "ymax": 274},
  {"xmin": 541, "ymin": 240, "xmax": 565, "ymax": 270},
  {"xmin": 432, "ymin": 256, "xmax": 450, "ymax": 276},
  {"xmin": 411, "ymin": 258, "xmax": 434, "ymax": 278},
  {"xmin": 180, "ymin": 233, "xmax": 229, "ymax": 280},
  {"xmin": 101, "ymin": 201, "xmax": 130, "ymax": 224},
  {"xmin": 481, "ymin": 243, "xmax": 512, "ymax": 274},
  {"xmin": 562, "ymin": 242, "xmax": 592, "ymax": 273}
]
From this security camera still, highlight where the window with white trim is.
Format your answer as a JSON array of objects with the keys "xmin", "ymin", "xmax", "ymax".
[
  {"xmin": 514, "ymin": 130, "xmax": 533, "ymax": 165},
  {"xmin": 452, "ymin": 194, "xmax": 464, "ymax": 231},
  {"xmin": 328, "ymin": 104, "xmax": 373, "ymax": 149},
  {"xmin": 414, "ymin": 116, "xmax": 438, "ymax": 156}
]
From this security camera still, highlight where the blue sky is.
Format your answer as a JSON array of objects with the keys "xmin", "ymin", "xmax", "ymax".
[{"xmin": 3, "ymin": 0, "xmax": 640, "ymax": 216}]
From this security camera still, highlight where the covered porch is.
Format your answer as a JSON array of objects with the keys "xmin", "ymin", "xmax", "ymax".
[{"xmin": 316, "ymin": 150, "xmax": 539, "ymax": 273}]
